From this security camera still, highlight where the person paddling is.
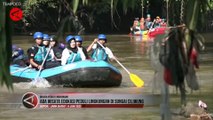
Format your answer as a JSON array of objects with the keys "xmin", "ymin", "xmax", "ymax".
[
  {"xmin": 75, "ymin": 35, "xmax": 89, "ymax": 60},
  {"xmin": 61, "ymin": 35, "xmax": 82, "ymax": 65},
  {"xmin": 42, "ymin": 34, "xmax": 61, "ymax": 68},
  {"xmin": 87, "ymin": 34, "xmax": 114, "ymax": 62},
  {"xmin": 27, "ymin": 32, "xmax": 46, "ymax": 70}
]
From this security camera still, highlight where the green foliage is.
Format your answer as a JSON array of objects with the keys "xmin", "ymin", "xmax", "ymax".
[
  {"xmin": 73, "ymin": 0, "xmax": 79, "ymax": 14},
  {"xmin": 23, "ymin": 0, "xmax": 58, "ymax": 17}
]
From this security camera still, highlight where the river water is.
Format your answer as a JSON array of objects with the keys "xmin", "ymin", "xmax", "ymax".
[{"xmin": 0, "ymin": 33, "xmax": 212, "ymax": 120}]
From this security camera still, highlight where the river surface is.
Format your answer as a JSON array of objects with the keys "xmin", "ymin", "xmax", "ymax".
[{"xmin": 0, "ymin": 33, "xmax": 212, "ymax": 120}]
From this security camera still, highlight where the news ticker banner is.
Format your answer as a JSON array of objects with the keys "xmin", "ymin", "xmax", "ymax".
[{"xmin": 22, "ymin": 92, "xmax": 160, "ymax": 109}]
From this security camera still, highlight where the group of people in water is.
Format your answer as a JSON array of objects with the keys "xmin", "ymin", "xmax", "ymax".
[
  {"xmin": 12, "ymin": 32, "xmax": 115, "ymax": 70},
  {"xmin": 130, "ymin": 14, "xmax": 167, "ymax": 34}
]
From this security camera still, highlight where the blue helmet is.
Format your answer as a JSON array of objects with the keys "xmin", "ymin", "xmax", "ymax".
[
  {"xmin": 147, "ymin": 14, "xmax": 151, "ymax": 18},
  {"xmin": 75, "ymin": 36, "xmax": 83, "ymax": 42},
  {"xmin": 66, "ymin": 35, "xmax": 75, "ymax": 43},
  {"xmin": 12, "ymin": 45, "xmax": 17, "ymax": 50},
  {"xmin": 33, "ymin": 32, "xmax": 43, "ymax": 39},
  {"xmin": 17, "ymin": 48, "xmax": 24, "ymax": 55},
  {"xmin": 98, "ymin": 34, "xmax": 107, "ymax": 42},
  {"xmin": 43, "ymin": 34, "xmax": 50, "ymax": 41}
]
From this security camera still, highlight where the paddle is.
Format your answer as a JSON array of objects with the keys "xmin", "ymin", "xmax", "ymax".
[
  {"xmin": 144, "ymin": 19, "xmax": 156, "ymax": 35},
  {"xmin": 29, "ymin": 46, "xmax": 52, "ymax": 88},
  {"xmin": 97, "ymin": 41, "xmax": 144, "ymax": 87},
  {"xmin": 11, "ymin": 66, "xmax": 31, "ymax": 74},
  {"xmin": 34, "ymin": 46, "xmax": 52, "ymax": 81}
]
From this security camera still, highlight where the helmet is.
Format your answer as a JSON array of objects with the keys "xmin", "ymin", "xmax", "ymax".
[
  {"xmin": 66, "ymin": 35, "xmax": 75, "ymax": 43},
  {"xmin": 156, "ymin": 16, "xmax": 160, "ymax": 19},
  {"xmin": 43, "ymin": 34, "xmax": 50, "ymax": 41},
  {"xmin": 12, "ymin": 45, "xmax": 17, "ymax": 50},
  {"xmin": 147, "ymin": 14, "xmax": 151, "ymax": 18},
  {"xmin": 75, "ymin": 36, "xmax": 83, "ymax": 42},
  {"xmin": 17, "ymin": 48, "xmax": 24, "ymax": 55},
  {"xmin": 50, "ymin": 35, "xmax": 56, "ymax": 41},
  {"xmin": 33, "ymin": 32, "xmax": 43, "ymax": 39},
  {"xmin": 98, "ymin": 34, "xmax": 107, "ymax": 40}
]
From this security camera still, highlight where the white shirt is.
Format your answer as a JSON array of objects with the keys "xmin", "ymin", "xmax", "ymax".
[
  {"xmin": 61, "ymin": 48, "xmax": 71, "ymax": 65},
  {"xmin": 50, "ymin": 49, "xmax": 55, "ymax": 60},
  {"xmin": 92, "ymin": 44, "xmax": 114, "ymax": 59},
  {"xmin": 77, "ymin": 47, "xmax": 86, "ymax": 60}
]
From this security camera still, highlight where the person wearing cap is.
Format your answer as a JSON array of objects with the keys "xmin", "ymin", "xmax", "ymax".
[
  {"xmin": 87, "ymin": 34, "xmax": 114, "ymax": 62},
  {"xmin": 75, "ymin": 35, "xmax": 89, "ymax": 60},
  {"xmin": 61, "ymin": 35, "xmax": 82, "ymax": 65},
  {"xmin": 27, "ymin": 32, "xmax": 46, "ymax": 70}
]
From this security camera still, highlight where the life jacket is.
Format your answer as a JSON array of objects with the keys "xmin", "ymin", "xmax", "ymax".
[
  {"xmin": 78, "ymin": 47, "xmax": 86, "ymax": 60},
  {"xmin": 91, "ymin": 47, "xmax": 108, "ymax": 61},
  {"xmin": 34, "ymin": 46, "xmax": 46, "ymax": 62},
  {"xmin": 67, "ymin": 50, "xmax": 81, "ymax": 64},
  {"xmin": 145, "ymin": 21, "xmax": 152, "ymax": 29}
]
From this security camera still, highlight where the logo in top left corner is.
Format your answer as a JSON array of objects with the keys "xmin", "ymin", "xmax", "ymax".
[
  {"xmin": 9, "ymin": 7, "xmax": 23, "ymax": 22},
  {"xmin": 22, "ymin": 92, "xmax": 39, "ymax": 109}
]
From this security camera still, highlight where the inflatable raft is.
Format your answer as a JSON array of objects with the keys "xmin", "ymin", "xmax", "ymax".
[
  {"xmin": 10, "ymin": 60, "xmax": 122, "ymax": 87},
  {"xmin": 129, "ymin": 27, "xmax": 166, "ymax": 38},
  {"xmin": 148, "ymin": 27, "xmax": 166, "ymax": 37}
]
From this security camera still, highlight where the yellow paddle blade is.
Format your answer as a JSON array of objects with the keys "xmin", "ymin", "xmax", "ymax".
[
  {"xmin": 130, "ymin": 73, "xmax": 144, "ymax": 87},
  {"xmin": 142, "ymin": 30, "xmax": 148, "ymax": 35}
]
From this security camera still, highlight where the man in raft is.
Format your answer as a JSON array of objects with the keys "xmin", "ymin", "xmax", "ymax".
[
  {"xmin": 27, "ymin": 32, "xmax": 46, "ymax": 70},
  {"xmin": 87, "ymin": 34, "xmax": 114, "ymax": 62}
]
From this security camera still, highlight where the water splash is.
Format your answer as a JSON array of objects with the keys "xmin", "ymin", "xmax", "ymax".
[
  {"xmin": 29, "ymin": 78, "xmax": 51, "ymax": 88},
  {"xmin": 13, "ymin": 78, "xmax": 51, "ymax": 89}
]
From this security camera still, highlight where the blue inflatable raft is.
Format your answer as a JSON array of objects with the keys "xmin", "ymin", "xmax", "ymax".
[{"xmin": 10, "ymin": 60, "xmax": 122, "ymax": 87}]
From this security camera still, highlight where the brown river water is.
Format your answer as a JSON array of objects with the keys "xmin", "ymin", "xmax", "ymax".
[{"xmin": 0, "ymin": 33, "xmax": 212, "ymax": 120}]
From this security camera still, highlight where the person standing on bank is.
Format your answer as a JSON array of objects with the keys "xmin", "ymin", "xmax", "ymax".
[
  {"xmin": 87, "ymin": 34, "xmax": 114, "ymax": 62},
  {"xmin": 75, "ymin": 35, "xmax": 89, "ymax": 60},
  {"xmin": 61, "ymin": 35, "xmax": 82, "ymax": 65}
]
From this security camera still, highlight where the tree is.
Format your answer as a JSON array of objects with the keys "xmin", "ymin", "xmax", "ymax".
[{"xmin": 0, "ymin": 2, "xmax": 13, "ymax": 90}]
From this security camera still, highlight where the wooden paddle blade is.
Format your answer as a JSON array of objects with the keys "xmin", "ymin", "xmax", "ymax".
[{"xmin": 130, "ymin": 73, "xmax": 144, "ymax": 87}]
